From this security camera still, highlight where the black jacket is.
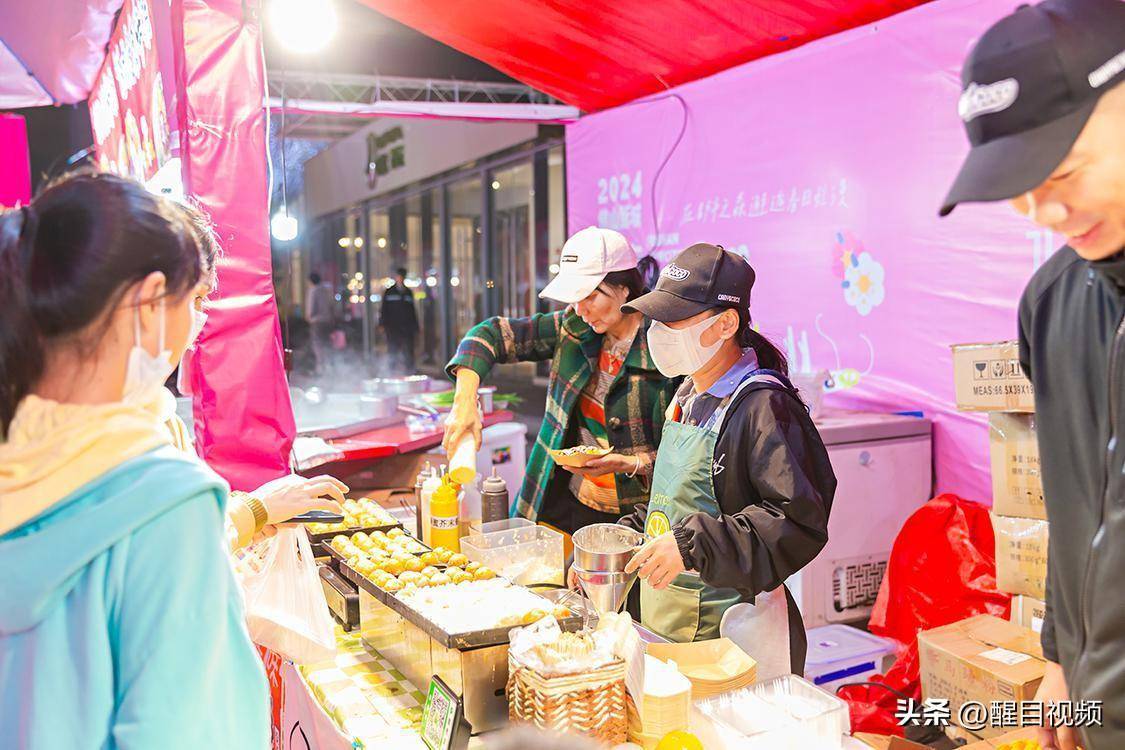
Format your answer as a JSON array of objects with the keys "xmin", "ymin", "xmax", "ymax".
[
  {"xmin": 1018, "ymin": 247, "xmax": 1125, "ymax": 747},
  {"xmin": 380, "ymin": 284, "xmax": 418, "ymax": 335},
  {"xmin": 621, "ymin": 378, "xmax": 836, "ymax": 669}
]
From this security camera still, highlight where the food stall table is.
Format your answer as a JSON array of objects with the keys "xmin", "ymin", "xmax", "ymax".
[
  {"xmin": 296, "ymin": 410, "xmax": 515, "ymax": 486},
  {"xmin": 275, "ymin": 627, "xmax": 489, "ymax": 749}
]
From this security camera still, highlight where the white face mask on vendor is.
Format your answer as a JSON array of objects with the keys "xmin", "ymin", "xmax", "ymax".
[
  {"xmin": 122, "ymin": 297, "xmax": 176, "ymax": 406},
  {"xmin": 646, "ymin": 314, "xmax": 725, "ymax": 377}
]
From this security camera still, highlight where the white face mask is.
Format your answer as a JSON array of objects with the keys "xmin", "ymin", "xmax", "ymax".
[
  {"xmin": 122, "ymin": 297, "xmax": 175, "ymax": 405},
  {"xmin": 187, "ymin": 307, "xmax": 208, "ymax": 349},
  {"xmin": 647, "ymin": 315, "xmax": 725, "ymax": 377}
]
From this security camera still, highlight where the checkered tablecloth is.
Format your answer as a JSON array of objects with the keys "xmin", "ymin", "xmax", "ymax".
[
  {"xmin": 297, "ymin": 628, "xmax": 487, "ymax": 749},
  {"xmin": 297, "ymin": 628, "xmax": 428, "ymax": 748}
]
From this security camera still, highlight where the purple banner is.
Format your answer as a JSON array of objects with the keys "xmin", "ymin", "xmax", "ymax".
[{"xmin": 566, "ymin": 0, "xmax": 1048, "ymax": 503}]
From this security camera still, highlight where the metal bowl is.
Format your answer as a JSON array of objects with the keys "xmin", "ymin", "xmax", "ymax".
[
  {"xmin": 362, "ymin": 375, "xmax": 432, "ymax": 396},
  {"xmin": 572, "ymin": 523, "xmax": 644, "ymax": 573}
]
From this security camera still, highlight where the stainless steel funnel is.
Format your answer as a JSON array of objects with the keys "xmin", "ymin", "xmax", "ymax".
[
  {"xmin": 573, "ymin": 568, "xmax": 639, "ymax": 616},
  {"xmin": 572, "ymin": 524, "xmax": 644, "ymax": 572}
]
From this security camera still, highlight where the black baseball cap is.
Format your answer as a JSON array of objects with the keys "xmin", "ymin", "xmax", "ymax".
[
  {"xmin": 939, "ymin": 0, "xmax": 1125, "ymax": 217},
  {"xmin": 623, "ymin": 243, "xmax": 754, "ymax": 323}
]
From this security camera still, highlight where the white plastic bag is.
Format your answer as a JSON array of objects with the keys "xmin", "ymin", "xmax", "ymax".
[{"xmin": 242, "ymin": 525, "xmax": 335, "ymax": 664}]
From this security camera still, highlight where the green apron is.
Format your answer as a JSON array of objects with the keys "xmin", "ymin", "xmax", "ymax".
[{"xmin": 641, "ymin": 372, "xmax": 784, "ymax": 642}]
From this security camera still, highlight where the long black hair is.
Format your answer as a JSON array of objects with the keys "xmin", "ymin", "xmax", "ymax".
[
  {"xmin": 735, "ymin": 312, "xmax": 789, "ymax": 376},
  {"xmin": 0, "ymin": 172, "xmax": 209, "ymax": 435}
]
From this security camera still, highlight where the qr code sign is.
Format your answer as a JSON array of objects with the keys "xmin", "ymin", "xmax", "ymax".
[{"xmin": 423, "ymin": 684, "xmax": 453, "ymax": 748}]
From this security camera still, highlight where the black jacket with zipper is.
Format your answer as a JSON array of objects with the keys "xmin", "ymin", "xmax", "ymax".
[
  {"xmin": 619, "ymin": 378, "xmax": 836, "ymax": 672},
  {"xmin": 1018, "ymin": 246, "xmax": 1125, "ymax": 747}
]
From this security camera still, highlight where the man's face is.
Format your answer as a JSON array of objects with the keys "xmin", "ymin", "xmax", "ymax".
[{"xmin": 1011, "ymin": 86, "xmax": 1125, "ymax": 260}]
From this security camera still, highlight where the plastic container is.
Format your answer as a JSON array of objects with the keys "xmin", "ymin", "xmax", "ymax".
[
  {"xmin": 695, "ymin": 673, "xmax": 850, "ymax": 750},
  {"xmin": 803, "ymin": 624, "xmax": 896, "ymax": 695},
  {"xmin": 468, "ymin": 517, "xmax": 535, "ymax": 536},
  {"xmin": 480, "ymin": 468, "xmax": 510, "ymax": 525},
  {"xmin": 460, "ymin": 524, "xmax": 564, "ymax": 586},
  {"xmin": 790, "ymin": 370, "xmax": 832, "ymax": 419}
]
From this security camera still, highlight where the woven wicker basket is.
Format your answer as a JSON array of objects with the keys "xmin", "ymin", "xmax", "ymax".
[{"xmin": 507, "ymin": 655, "xmax": 628, "ymax": 744}]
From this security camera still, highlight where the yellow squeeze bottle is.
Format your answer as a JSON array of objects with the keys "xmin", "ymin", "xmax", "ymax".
[{"xmin": 429, "ymin": 479, "xmax": 461, "ymax": 553}]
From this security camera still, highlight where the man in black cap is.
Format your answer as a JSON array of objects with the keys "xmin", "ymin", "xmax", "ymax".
[
  {"xmin": 942, "ymin": 1, "xmax": 1125, "ymax": 747},
  {"xmin": 605, "ymin": 243, "xmax": 835, "ymax": 675}
]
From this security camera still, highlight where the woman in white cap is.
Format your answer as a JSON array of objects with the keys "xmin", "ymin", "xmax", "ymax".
[{"xmin": 442, "ymin": 227, "xmax": 678, "ymax": 536}]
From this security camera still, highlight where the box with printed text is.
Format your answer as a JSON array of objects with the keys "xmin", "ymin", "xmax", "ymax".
[
  {"xmin": 989, "ymin": 413, "xmax": 1046, "ymax": 520},
  {"xmin": 918, "ymin": 615, "xmax": 1045, "ymax": 741},
  {"xmin": 992, "ymin": 514, "xmax": 1049, "ymax": 599},
  {"xmin": 952, "ymin": 342, "xmax": 1035, "ymax": 412}
]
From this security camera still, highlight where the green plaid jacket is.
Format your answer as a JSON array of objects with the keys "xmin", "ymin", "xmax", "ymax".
[{"xmin": 446, "ymin": 310, "xmax": 677, "ymax": 521}]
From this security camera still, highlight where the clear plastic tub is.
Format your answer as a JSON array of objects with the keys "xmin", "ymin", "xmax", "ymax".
[
  {"xmin": 695, "ymin": 673, "xmax": 850, "ymax": 750},
  {"xmin": 804, "ymin": 624, "xmax": 895, "ymax": 695},
  {"xmin": 468, "ymin": 517, "xmax": 535, "ymax": 536},
  {"xmin": 460, "ymin": 524, "xmax": 564, "ymax": 587}
]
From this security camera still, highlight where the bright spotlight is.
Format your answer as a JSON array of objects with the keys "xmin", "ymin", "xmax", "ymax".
[
  {"xmin": 271, "ymin": 211, "xmax": 299, "ymax": 241},
  {"xmin": 354, "ymin": 237, "xmax": 364, "ymax": 248},
  {"xmin": 338, "ymin": 237, "xmax": 350, "ymax": 248},
  {"xmin": 377, "ymin": 237, "xmax": 388, "ymax": 249},
  {"xmin": 270, "ymin": 0, "xmax": 337, "ymax": 54}
]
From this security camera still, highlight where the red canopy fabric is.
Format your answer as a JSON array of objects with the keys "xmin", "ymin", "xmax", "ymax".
[{"xmin": 356, "ymin": 0, "xmax": 933, "ymax": 111}]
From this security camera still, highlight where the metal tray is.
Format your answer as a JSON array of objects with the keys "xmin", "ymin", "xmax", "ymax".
[
  {"xmin": 321, "ymin": 538, "xmax": 435, "ymax": 587},
  {"xmin": 307, "ymin": 521, "xmax": 403, "ymax": 547},
  {"xmin": 341, "ymin": 558, "xmax": 584, "ymax": 650}
]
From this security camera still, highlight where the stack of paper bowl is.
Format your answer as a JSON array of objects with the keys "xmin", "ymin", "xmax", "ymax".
[
  {"xmin": 646, "ymin": 638, "xmax": 757, "ymax": 699},
  {"xmin": 627, "ymin": 656, "xmax": 693, "ymax": 749}
]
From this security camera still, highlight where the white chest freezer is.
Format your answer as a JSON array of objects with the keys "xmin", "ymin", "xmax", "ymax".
[{"xmin": 786, "ymin": 409, "xmax": 933, "ymax": 628}]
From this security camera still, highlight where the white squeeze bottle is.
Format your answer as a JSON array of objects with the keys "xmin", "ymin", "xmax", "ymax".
[
  {"xmin": 448, "ymin": 432, "xmax": 478, "ymax": 486},
  {"xmin": 420, "ymin": 466, "xmax": 444, "ymax": 546}
]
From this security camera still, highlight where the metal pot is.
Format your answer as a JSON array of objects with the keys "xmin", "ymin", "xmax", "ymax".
[
  {"xmin": 362, "ymin": 375, "xmax": 432, "ymax": 397},
  {"xmin": 572, "ymin": 524, "xmax": 645, "ymax": 573},
  {"xmin": 358, "ymin": 394, "xmax": 400, "ymax": 419}
]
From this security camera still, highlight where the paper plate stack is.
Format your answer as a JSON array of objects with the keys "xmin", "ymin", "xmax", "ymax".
[
  {"xmin": 646, "ymin": 638, "xmax": 757, "ymax": 699},
  {"xmin": 627, "ymin": 655, "xmax": 692, "ymax": 749}
]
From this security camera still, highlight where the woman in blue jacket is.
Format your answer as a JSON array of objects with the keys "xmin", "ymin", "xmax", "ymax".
[{"xmin": 0, "ymin": 173, "xmax": 269, "ymax": 749}]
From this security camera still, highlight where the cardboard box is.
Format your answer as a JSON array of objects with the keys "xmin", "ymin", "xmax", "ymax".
[
  {"xmin": 960, "ymin": 726, "xmax": 1041, "ymax": 748},
  {"xmin": 989, "ymin": 413, "xmax": 1046, "ymax": 520},
  {"xmin": 918, "ymin": 615, "xmax": 1045, "ymax": 740},
  {"xmin": 1010, "ymin": 595, "xmax": 1047, "ymax": 635},
  {"xmin": 952, "ymin": 342, "xmax": 1035, "ymax": 412},
  {"xmin": 993, "ymin": 514, "xmax": 1050, "ymax": 599}
]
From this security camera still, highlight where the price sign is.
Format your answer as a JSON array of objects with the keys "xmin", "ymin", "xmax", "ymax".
[{"xmin": 421, "ymin": 675, "xmax": 470, "ymax": 750}]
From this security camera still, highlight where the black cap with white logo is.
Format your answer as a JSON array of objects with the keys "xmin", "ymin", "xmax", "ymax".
[
  {"xmin": 939, "ymin": 0, "xmax": 1125, "ymax": 216},
  {"xmin": 622, "ymin": 243, "xmax": 755, "ymax": 323}
]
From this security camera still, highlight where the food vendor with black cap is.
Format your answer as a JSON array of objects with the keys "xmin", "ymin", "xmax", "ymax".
[{"xmin": 616, "ymin": 243, "xmax": 836, "ymax": 674}]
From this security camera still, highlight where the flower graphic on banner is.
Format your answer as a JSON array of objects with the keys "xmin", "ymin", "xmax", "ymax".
[{"xmin": 834, "ymin": 232, "xmax": 885, "ymax": 316}]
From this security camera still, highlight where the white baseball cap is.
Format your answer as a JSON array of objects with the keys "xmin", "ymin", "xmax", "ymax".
[{"xmin": 539, "ymin": 226, "xmax": 638, "ymax": 304}]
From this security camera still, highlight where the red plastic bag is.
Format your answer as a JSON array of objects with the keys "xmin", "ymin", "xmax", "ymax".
[{"xmin": 839, "ymin": 494, "xmax": 1011, "ymax": 735}]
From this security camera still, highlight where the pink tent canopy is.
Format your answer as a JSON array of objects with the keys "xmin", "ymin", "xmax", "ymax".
[{"xmin": 0, "ymin": 0, "xmax": 123, "ymax": 107}]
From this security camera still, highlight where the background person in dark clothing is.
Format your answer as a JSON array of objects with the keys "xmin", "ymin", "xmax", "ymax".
[
  {"xmin": 305, "ymin": 271, "xmax": 334, "ymax": 375},
  {"xmin": 940, "ymin": 2, "xmax": 1125, "ymax": 748},
  {"xmin": 380, "ymin": 268, "xmax": 418, "ymax": 375}
]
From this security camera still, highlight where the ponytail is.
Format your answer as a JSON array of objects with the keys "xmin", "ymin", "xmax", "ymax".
[
  {"xmin": 0, "ymin": 207, "xmax": 44, "ymax": 437},
  {"xmin": 742, "ymin": 327, "xmax": 789, "ymax": 377}
]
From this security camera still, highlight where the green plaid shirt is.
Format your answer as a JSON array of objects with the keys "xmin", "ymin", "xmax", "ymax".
[{"xmin": 446, "ymin": 310, "xmax": 677, "ymax": 521}]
